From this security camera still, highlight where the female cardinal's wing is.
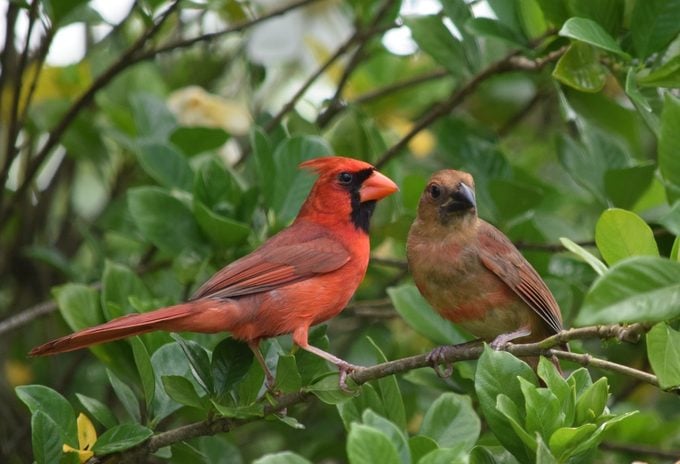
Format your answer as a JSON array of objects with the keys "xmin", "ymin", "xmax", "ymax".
[
  {"xmin": 477, "ymin": 222, "xmax": 563, "ymax": 334},
  {"xmin": 192, "ymin": 233, "xmax": 350, "ymax": 300}
]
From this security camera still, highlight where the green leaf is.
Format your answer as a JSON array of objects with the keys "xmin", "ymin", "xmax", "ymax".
[
  {"xmin": 625, "ymin": 69, "xmax": 660, "ymax": 136},
  {"xmin": 16, "ymin": 385, "xmax": 77, "ymax": 445},
  {"xmin": 367, "ymin": 338, "xmax": 406, "ymax": 431},
  {"xmin": 465, "ymin": 17, "xmax": 527, "ymax": 47},
  {"xmin": 193, "ymin": 157, "xmax": 240, "ymax": 209},
  {"xmin": 672, "ymin": 236, "xmax": 680, "ymax": 262},
  {"xmin": 92, "ymin": 423, "xmax": 153, "ymax": 455},
  {"xmin": 468, "ymin": 446, "xmax": 498, "ymax": 464},
  {"xmin": 135, "ymin": 142, "xmax": 193, "ymax": 191},
  {"xmin": 128, "ymin": 187, "xmax": 206, "ymax": 255},
  {"xmin": 53, "ymin": 283, "xmax": 103, "ymax": 331},
  {"xmin": 361, "ymin": 410, "xmax": 410, "ymax": 464},
  {"xmin": 271, "ymin": 136, "xmax": 332, "ymax": 224},
  {"xmin": 537, "ymin": 358, "xmax": 574, "ymax": 425},
  {"xmin": 519, "ymin": 378, "xmax": 563, "ymax": 439},
  {"xmin": 536, "ymin": 435, "xmax": 558, "ymax": 464},
  {"xmin": 631, "ymin": 0, "xmax": 680, "ymax": 58},
  {"xmin": 162, "ymin": 375, "xmax": 205, "ymax": 410},
  {"xmin": 566, "ymin": 0, "xmax": 623, "ymax": 35},
  {"xmin": 639, "ymin": 55, "xmax": 680, "ymax": 88},
  {"xmin": 495, "ymin": 394, "xmax": 537, "ymax": 451},
  {"xmin": 567, "ymin": 368, "xmax": 593, "ymax": 398},
  {"xmin": 517, "ymin": 0, "xmax": 547, "ymax": 39},
  {"xmin": 660, "ymin": 94, "xmax": 680, "ymax": 203},
  {"xmin": 211, "ymin": 401, "xmax": 264, "ymax": 418},
  {"xmin": 552, "ymin": 42, "xmax": 606, "ymax": 92},
  {"xmin": 604, "ymin": 164, "xmax": 657, "ymax": 209},
  {"xmin": 171, "ymin": 334, "xmax": 214, "ymax": 395},
  {"xmin": 387, "ymin": 285, "xmax": 469, "ymax": 345},
  {"xmin": 595, "ymin": 209, "xmax": 659, "ymax": 265},
  {"xmin": 559, "ymin": 237, "xmax": 607, "ymax": 276},
  {"xmin": 408, "ymin": 436, "xmax": 438, "ymax": 463},
  {"xmin": 107, "ymin": 368, "xmax": 141, "ymax": 422},
  {"xmin": 130, "ymin": 337, "xmax": 155, "ymax": 414},
  {"xmin": 548, "ymin": 424, "xmax": 596, "ymax": 461},
  {"xmin": 31, "ymin": 411, "xmax": 64, "ymax": 464},
  {"xmin": 576, "ymin": 256, "xmax": 680, "ymax": 325},
  {"xmin": 151, "ymin": 342, "xmax": 201, "ymax": 422},
  {"xmin": 475, "ymin": 346, "xmax": 537, "ymax": 462},
  {"xmin": 193, "ymin": 200, "xmax": 250, "ymax": 247},
  {"xmin": 131, "ymin": 93, "xmax": 177, "ymax": 141},
  {"xmin": 646, "ymin": 322, "xmax": 680, "ymax": 389},
  {"xmin": 558, "ymin": 17, "xmax": 628, "ymax": 57},
  {"xmin": 170, "ymin": 126, "xmax": 230, "ymax": 156},
  {"xmin": 306, "ymin": 373, "xmax": 352, "ymax": 405},
  {"xmin": 347, "ymin": 423, "xmax": 401, "ymax": 464},
  {"xmin": 252, "ymin": 127, "xmax": 275, "ymax": 205},
  {"xmin": 275, "ymin": 355, "xmax": 302, "ymax": 393},
  {"xmin": 337, "ymin": 383, "xmax": 384, "ymax": 430},
  {"xmin": 406, "ymin": 15, "xmax": 467, "ymax": 76},
  {"xmin": 253, "ymin": 452, "xmax": 313, "ymax": 464},
  {"xmin": 76, "ymin": 394, "xmax": 118, "ymax": 429},
  {"xmin": 575, "ymin": 374, "xmax": 608, "ymax": 424},
  {"xmin": 418, "ymin": 447, "xmax": 466, "ymax": 464},
  {"xmin": 101, "ymin": 260, "xmax": 150, "ymax": 318},
  {"xmin": 420, "ymin": 392, "xmax": 480, "ymax": 450},
  {"xmin": 211, "ymin": 337, "xmax": 254, "ymax": 397}
]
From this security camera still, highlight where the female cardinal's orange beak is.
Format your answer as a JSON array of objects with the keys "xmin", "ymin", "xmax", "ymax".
[{"xmin": 359, "ymin": 170, "xmax": 399, "ymax": 202}]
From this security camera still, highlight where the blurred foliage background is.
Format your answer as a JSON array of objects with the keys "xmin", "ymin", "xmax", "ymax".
[{"xmin": 1, "ymin": 0, "xmax": 680, "ymax": 463}]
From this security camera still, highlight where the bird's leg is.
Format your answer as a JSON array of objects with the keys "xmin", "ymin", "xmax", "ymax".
[
  {"xmin": 293, "ymin": 327, "xmax": 359, "ymax": 393},
  {"xmin": 248, "ymin": 341, "xmax": 276, "ymax": 391},
  {"xmin": 490, "ymin": 325, "xmax": 531, "ymax": 350}
]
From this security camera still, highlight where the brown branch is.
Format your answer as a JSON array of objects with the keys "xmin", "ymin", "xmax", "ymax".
[
  {"xmin": 316, "ymin": 0, "xmax": 399, "ymax": 127},
  {"xmin": 374, "ymin": 46, "xmax": 567, "ymax": 169},
  {"xmin": 90, "ymin": 323, "xmax": 658, "ymax": 463},
  {"xmin": 351, "ymin": 68, "xmax": 451, "ymax": 106},
  {"xmin": 136, "ymin": 0, "xmax": 322, "ymax": 60}
]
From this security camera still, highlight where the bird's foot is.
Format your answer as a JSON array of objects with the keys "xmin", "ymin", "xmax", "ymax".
[
  {"xmin": 335, "ymin": 361, "xmax": 360, "ymax": 393},
  {"xmin": 490, "ymin": 327, "xmax": 532, "ymax": 350},
  {"xmin": 427, "ymin": 345, "xmax": 454, "ymax": 378}
]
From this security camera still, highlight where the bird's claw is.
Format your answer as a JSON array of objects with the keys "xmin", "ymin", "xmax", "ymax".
[
  {"xmin": 427, "ymin": 346, "xmax": 454, "ymax": 378},
  {"xmin": 336, "ymin": 361, "xmax": 360, "ymax": 393}
]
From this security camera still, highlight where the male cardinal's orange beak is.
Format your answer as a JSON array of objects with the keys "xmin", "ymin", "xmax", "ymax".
[{"xmin": 360, "ymin": 170, "xmax": 399, "ymax": 202}]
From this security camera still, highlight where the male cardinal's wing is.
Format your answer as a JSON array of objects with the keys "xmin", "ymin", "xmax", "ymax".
[
  {"xmin": 192, "ymin": 235, "xmax": 351, "ymax": 300},
  {"xmin": 477, "ymin": 222, "xmax": 563, "ymax": 334}
]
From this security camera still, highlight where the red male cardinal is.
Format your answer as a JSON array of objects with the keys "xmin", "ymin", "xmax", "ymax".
[
  {"xmin": 407, "ymin": 170, "xmax": 564, "ymax": 369},
  {"xmin": 31, "ymin": 156, "xmax": 398, "ymax": 388}
]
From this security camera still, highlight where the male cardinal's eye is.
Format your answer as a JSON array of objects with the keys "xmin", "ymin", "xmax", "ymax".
[
  {"xmin": 429, "ymin": 184, "xmax": 441, "ymax": 199},
  {"xmin": 338, "ymin": 172, "xmax": 353, "ymax": 184}
]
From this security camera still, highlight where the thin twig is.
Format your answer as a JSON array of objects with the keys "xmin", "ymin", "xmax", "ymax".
[
  {"xmin": 89, "ymin": 323, "xmax": 659, "ymax": 463},
  {"xmin": 137, "ymin": 0, "xmax": 321, "ymax": 60},
  {"xmin": 374, "ymin": 46, "xmax": 567, "ymax": 169},
  {"xmin": 351, "ymin": 69, "xmax": 450, "ymax": 106},
  {"xmin": 316, "ymin": 0, "xmax": 398, "ymax": 127}
]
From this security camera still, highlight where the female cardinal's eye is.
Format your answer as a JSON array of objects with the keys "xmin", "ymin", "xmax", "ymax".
[
  {"xmin": 338, "ymin": 172, "xmax": 353, "ymax": 184},
  {"xmin": 429, "ymin": 184, "xmax": 441, "ymax": 199}
]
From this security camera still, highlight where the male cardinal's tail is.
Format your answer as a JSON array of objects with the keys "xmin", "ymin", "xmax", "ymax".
[{"xmin": 30, "ymin": 301, "xmax": 232, "ymax": 356}]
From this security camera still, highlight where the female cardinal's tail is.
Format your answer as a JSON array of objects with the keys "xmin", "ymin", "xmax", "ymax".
[{"xmin": 30, "ymin": 301, "xmax": 232, "ymax": 356}]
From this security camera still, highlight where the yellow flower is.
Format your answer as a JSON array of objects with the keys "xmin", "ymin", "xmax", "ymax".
[{"xmin": 63, "ymin": 413, "xmax": 97, "ymax": 463}]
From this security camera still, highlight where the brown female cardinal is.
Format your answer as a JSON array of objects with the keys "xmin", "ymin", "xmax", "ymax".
[
  {"xmin": 406, "ymin": 169, "xmax": 564, "ymax": 369},
  {"xmin": 31, "ymin": 156, "xmax": 398, "ymax": 388}
]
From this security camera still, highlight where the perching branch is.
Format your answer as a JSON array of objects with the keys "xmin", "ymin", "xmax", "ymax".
[{"xmin": 91, "ymin": 323, "xmax": 660, "ymax": 463}]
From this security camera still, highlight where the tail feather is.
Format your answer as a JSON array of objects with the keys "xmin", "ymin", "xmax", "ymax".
[{"xmin": 30, "ymin": 302, "xmax": 224, "ymax": 356}]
